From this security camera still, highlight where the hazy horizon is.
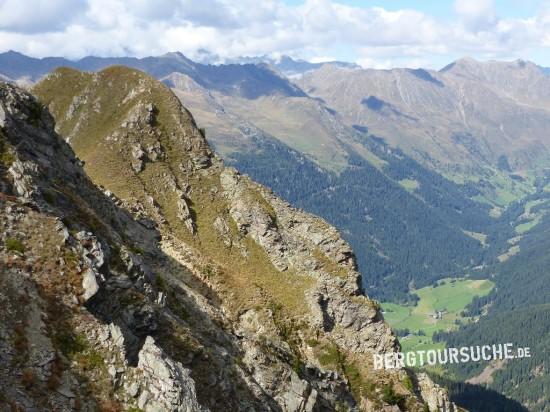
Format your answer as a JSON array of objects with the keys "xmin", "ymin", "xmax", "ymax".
[{"xmin": 1, "ymin": 48, "xmax": 548, "ymax": 72}]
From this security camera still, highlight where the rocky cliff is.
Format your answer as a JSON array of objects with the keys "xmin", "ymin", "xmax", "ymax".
[{"xmin": 0, "ymin": 68, "xmax": 456, "ymax": 411}]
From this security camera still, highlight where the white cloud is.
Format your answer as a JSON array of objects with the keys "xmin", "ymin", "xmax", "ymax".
[
  {"xmin": 454, "ymin": 0, "xmax": 497, "ymax": 31},
  {"xmin": 0, "ymin": 0, "xmax": 548, "ymax": 67},
  {"xmin": 0, "ymin": 0, "xmax": 87, "ymax": 33},
  {"xmin": 309, "ymin": 56, "xmax": 337, "ymax": 63}
]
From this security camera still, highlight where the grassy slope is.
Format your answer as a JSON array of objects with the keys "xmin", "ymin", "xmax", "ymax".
[
  {"xmin": 398, "ymin": 178, "xmax": 420, "ymax": 192},
  {"xmin": 34, "ymin": 67, "xmax": 440, "ymax": 409},
  {"xmin": 218, "ymin": 94, "xmax": 350, "ymax": 171},
  {"xmin": 446, "ymin": 167, "xmax": 536, "ymax": 208},
  {"xmin": 33, "ymin": 67, "xmax": 318, "ymax": 322}
]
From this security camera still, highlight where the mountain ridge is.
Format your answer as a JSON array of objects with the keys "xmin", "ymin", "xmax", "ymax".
[
  {"xmin": 0, "ymin": 50, "xmax": 306, "ymax": 99},
  {"xmin": 4, "ymin": 50, "xmax": 550, "ymax": 175},
  {"xmin": 0, "ymin": 66, "xmax": 458, "ymax": 411}
]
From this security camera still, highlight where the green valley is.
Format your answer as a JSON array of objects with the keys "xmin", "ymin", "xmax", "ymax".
[{"xmin": 382, "ymin": 279, "xmax": 494, "ymax": 352}]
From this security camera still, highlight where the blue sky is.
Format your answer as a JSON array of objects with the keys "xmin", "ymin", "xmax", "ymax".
[
  {"xmin": 0, "ymin": 0, "xmax": 549, "ymax": 69},
  {"xmin": 283, "ymin": 0, "xmax": 541, "ymax": 19}
]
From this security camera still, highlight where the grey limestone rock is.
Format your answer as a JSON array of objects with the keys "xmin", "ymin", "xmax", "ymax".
[
  {"xmin": 82, "ymin": 268, "xmax": 100, "ymax": 301},
  {"xmin": 137, "ymin": 336, "xmax": 206, "ymax": 412}
]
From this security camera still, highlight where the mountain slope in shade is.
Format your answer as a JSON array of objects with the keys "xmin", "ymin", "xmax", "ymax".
[{"xmin": 0, "ymin": 50, "xmax": 306, "ymax": 99}]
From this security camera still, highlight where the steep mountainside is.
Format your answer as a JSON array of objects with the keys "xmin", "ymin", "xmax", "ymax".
[
  {"xmin": 3, "ymin": 51, "xmax": 548, "ymax": 410},
  {"xmin": 5, "ymin": 51, "xmax": 543, "ymax": 311},
  {"xmin": 0, "ymin": 68, "xmax": 457, "ymax": 411},
  {"xmin": 297, "ymin": 59, "xmax": 550, "ymax": 174},
  {"xmin": 440, "ymin": 58, "xmax": 550, "ymax": 110},
  {"xmin": 162, "ymin": 71, "xmax": 355, "ymax": 170},
  {"xmin": 1, "ymin": 51, "xmax": 490, "ymax": 303}
]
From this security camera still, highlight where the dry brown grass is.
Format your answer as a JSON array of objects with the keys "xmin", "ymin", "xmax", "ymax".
[
  {"xmin": 46, "ymin": 354, "xmax": 64, "ymax": 390},
  {"xmin": 99, "ymin": 400, "xmax": 123, "ymax": 412},
  {"xmin": 20, "ymin": 368, "xmax": 35, "ymax": 390}
]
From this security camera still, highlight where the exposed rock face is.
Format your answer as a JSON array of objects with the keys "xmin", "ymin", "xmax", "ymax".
[
  {"xmin": 137, "ymin": 336, "xmax": 204, "ymax": 412},
  {"xmin": 0, "ymin": 72, "xmax": 457, "ymax": 411},
  {"xmin": 131, "ymin": 143, "xmax": 146, "ymax": 173},
  {"xmin": 417, "ymin": 373, "xmax": 457, "ymax": 412},
  {"xmin": 220, "ymin": 167, "xmax": 398, "ymax": 355},
  {"xmin": 177, "ymin": 192, "xmax": 195, "ymax": 233},
  {"xmin": 8, "ymin": 159, "xmax": 40, "ymax": 199},
  {"xmin": 82, "ymin": 268, "xmax": 100, "ymax": 301},
  {"xmin": 1, "ymin": 80, "xmax": 207, "ymax": 411}
]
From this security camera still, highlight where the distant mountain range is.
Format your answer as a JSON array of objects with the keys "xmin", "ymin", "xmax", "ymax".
[
  {"xmin": 297, "ymin": 57, "xmax": 550, "ymax": 174},
  {"xmin": 227, "ymin": 54, "xmax": 360, "ymax": 77},
  {"xmin": 2, "ymin": 50, "xmax": 550, "ymax": 175},
  {"xmin": 0, "ymin": 50, "xmax": 305, "ymax": 99}
]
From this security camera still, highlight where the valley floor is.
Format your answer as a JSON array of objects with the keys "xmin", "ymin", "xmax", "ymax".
[{"xmin": 382, "ymin": 278, "xmax": 494, "ymax": 353}]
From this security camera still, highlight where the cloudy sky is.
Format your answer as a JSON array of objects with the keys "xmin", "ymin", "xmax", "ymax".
[{"xmin": 0, "ymin": 0, "xmax": 549, "ymax": 69}]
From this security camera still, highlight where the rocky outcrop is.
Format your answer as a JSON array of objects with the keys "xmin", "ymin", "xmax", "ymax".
[
  {"xmin": 8, "ymin": 159, "xmax": 40, "ymax": 199},
  {"xmin": 417, "ymin": 373, "xmax": 456, "ymax": 412},
  {"xmin": 220, "ymin": 167, "xmax": 356, "ymax": 279},
  {"xmin": 137, "ymin": 336, "xmax": 205, "ymax": 412},
  {"xmin": 1, "ymin": 81, "xmax": 199, "ymax": 410},
  {"xmin": 177, "ymin": 192, "xmax": 195, "ymax": 234},
  {"xmin": 0, "ymin": 68, "xmax": 460, "ymax": 411},
  {"xmin": 131, "ymin": 143, "xmax": 146, "ymax": 173},
  {"xmin": 220, "ymin": 167, "xmax": 399, "ymax": 356}
]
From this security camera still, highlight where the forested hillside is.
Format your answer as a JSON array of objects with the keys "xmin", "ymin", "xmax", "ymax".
[{"xmin": 434, "ymin": 195, "xmax": 550, "ymax": 411}]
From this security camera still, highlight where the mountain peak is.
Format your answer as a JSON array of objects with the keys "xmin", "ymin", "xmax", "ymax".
[
  {"xmin": 441, "ymin": 56, "xmax": 541, "ymax": 75},
  {"xmin": 4, "ymin": 49, "xmax": 26, "ymax": 57},
  {"xmin": 161, "ymin": 51, "xmax": 192, "ymax": 62},
  {"xmin": 440, "ymin": 56, "xmax": 480, "ymax": 72}
]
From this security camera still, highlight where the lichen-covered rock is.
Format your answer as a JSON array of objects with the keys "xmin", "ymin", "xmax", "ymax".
[
  {"xmin": 212, "ymin": 216, "xmax": 232, "ymax": 247},
  {"xmin": 131, "ymin": 143, "xmax": 146, "ymax": 173},
  {"xmin": 177, "ymin": 192, "xmax": 195, "ymax": 233},
  {"xmin": 8, "ymin": 159, "xmax": 39, "ymax": 199}
]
